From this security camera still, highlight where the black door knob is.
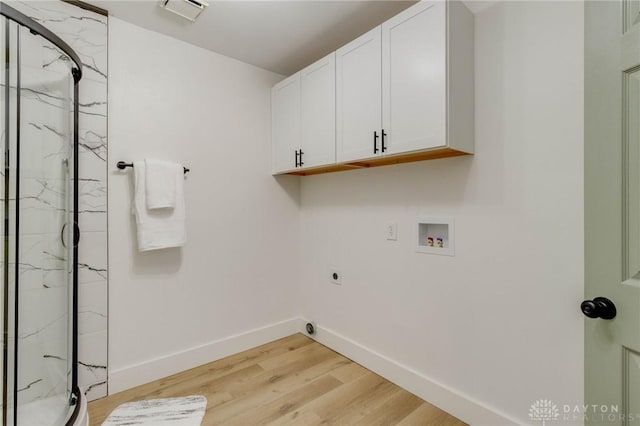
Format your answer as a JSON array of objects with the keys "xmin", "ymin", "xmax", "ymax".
[{"xmin": 581, "ymin": 297, "xmax": 616, "ymax": 320}]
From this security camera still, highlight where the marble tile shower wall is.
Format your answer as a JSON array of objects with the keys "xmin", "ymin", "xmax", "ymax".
[
  {"xmin": 14, "ymin": 32, "xmax": 75, "ymax": 409},
  {"xmin": 10, "ymin": 0, "xmax": 108, "ymax": 401}
]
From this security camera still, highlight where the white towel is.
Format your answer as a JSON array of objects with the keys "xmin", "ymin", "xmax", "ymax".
[
  {"xmin": 133, "ymin": 160, "xmax": 186, "ymax": 251},
  {"xmin": 145, "ymin": 158, "xmax": 179, "ymax": 210}
]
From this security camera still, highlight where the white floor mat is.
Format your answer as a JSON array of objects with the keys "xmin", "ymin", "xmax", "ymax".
[{"xmin": 101, "ymin": 395, "xmax": 207, "ymax": 426}]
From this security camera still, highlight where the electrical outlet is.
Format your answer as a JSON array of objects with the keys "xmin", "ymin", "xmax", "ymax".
[
  {"xmin": 386, "ymin": 222, "xmax": 398, "ymax": 240},
  {"xmin": 330, "ymin": 268, "xmax": 342, "ymax": 285}
]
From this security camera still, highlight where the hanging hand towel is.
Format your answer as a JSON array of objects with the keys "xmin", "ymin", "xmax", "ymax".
[
  {"xmin": 133, "ymin": 160, "xmax": 186, "ymax": 251},
  {"xmin": 145, "ymin": 158, "xmax": 180, "ymax": 209}
]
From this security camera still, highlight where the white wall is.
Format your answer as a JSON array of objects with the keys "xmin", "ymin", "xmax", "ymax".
[
  {"xmin": 107, "ymin": 2, "xmax": 584, "ymax": 423},
  {"xmin": 107, "ymin": 17, "xmax": 301, "ymax": 391},
  {"xmin": 298, "ymin": 2, "xmax": 584, "ymax": 424}
]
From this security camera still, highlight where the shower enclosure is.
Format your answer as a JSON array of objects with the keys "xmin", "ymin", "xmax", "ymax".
[{"xmin": 0, "ymin": 3, "xmax": 82, "ymax": 425}]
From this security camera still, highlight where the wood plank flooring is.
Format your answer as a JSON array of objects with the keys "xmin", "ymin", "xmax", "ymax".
[{"xmin": 88, "ymin": 334, "xmax": 465, "ymax": 425}]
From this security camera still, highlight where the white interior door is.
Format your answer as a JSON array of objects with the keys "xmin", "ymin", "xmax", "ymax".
[
  {"xmin": 585, "ymin": 1, "xmax": 640, "ymax": 424},
  {"xmin": 382, "ymin": 1, "xmax": 446, "ymax": 155},
  {"xmin": 300, "ymin": 52, "xmax": 335, "ymax": 170},
  {"xmin": 336, "ymin": 26, "xmax": 382, "ymax": 163},
  {"xmin": 271, "ymin": 73, "xmax": 300, "ymax": 174}
]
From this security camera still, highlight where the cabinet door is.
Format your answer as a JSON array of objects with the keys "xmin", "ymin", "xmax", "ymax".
[
  {"xmin": 271, "ymin": 73, "xmax": 300, "ymax": 174},
  {"xmin": 336, "ymin": 26, "xmax": 382, "ymax": 163},
  {"xmin": 382, "ymin": 1, "xmax": 446, "ymax": 155},
  {"xmin": 300, "ymin": 52, "xmax": 336, "ymax": 170}
]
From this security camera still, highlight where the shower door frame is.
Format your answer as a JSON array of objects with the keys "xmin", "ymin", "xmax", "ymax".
[{"xmin": 0, "ymin": 3, "xmax": 82, "ymax": 425}]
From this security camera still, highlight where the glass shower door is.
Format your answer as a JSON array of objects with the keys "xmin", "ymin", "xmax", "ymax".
[{"xmin": 1, "ymin": 15, "xmax": 76, "ymax": 426}]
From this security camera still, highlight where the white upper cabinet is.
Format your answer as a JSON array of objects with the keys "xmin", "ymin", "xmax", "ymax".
[
  {"xmin": 300, "ymin": 52, "xmax": 336, "ymax": 169},
  {"xmin": 271, "ymin": 73, "xmax": 300, "ymax": 174},
  {"xmin": 272, "ymin": 0, "xmax": 474, "ymax": 176},
  {"xmin": 272, "ymin": 53, "xmax": 337, "ymax": 174},
  {"xmin": 336, "ymin": 27, "xmax": 382, "ymax": 163},
  {"xmin": 382, "ymin": 1, "xmax": 447, "ymax": 155}
]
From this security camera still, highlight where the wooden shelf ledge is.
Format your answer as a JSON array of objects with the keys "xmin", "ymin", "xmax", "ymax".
[{"xmin": 286, "ymin": 147, "xmax": 471, "ymax": 176}]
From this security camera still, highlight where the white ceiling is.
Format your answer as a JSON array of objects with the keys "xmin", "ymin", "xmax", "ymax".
[{"xmin": 87, "ymin": 0, "xmax": 492, "ymax": 76}]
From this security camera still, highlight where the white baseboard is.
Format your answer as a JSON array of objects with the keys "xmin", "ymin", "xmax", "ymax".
[
  {"xmin": 294, "ymin": 319, "xmax": 519, "ymax": 426},
  {"xmin": 108, "ymin": 318, "xmax": 301, "ymax": 394},
  {"xmin": 109, "ymin": 317, "xmax": 517, "ymax": 425}
]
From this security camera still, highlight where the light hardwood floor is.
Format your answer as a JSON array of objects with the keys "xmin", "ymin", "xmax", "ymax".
[{"xmin": 88, "ymin": 334, "xmax": 465, "ymax": 425}]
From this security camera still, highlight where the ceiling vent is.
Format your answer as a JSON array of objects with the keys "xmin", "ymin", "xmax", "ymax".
[{"xmin": 161, "ymin": 0, "xmax": 208, "ymax": 22}]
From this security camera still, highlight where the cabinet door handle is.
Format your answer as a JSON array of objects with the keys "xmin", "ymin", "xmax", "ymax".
[
  {"xmin": 381, "ymin": 130, "xmax": 387, "ymax": 153},
  {"xmin": 374, "ymin": 131, "xmax": 379, "ymax": 154},
  {"xmin": 299, "ymin": 150, "xmax": 304, "ymax": 167},
  {"xmin": 295, "ymin": 150, "xmax": 299, "ymax": 167}
]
